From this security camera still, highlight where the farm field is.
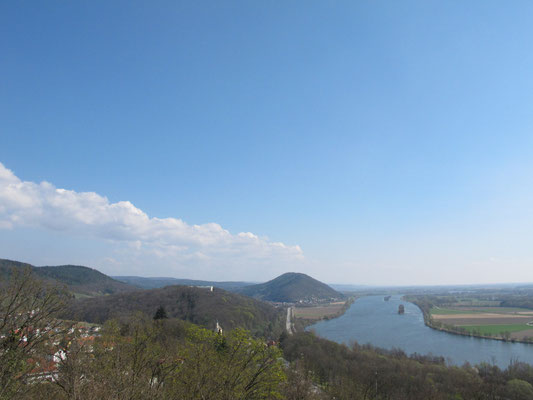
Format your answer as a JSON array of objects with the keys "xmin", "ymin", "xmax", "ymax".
[
  {"xmin": 430, "ymin": 306, "xmax": 533, "ymax": 340},
  {"xmin": 293, "ymin": 301, "xmax": 346, "ymax": 320},
  {"xmin": 431, "ymin": 306, "xmax": 533, "ymax": 315},
  {"xmin": 460, "ymin": 324, "xmax": 530, "ymax": 335}
]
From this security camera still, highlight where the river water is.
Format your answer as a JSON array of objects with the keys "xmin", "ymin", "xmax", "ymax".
[{"xmin": 308, "ymin": 295, "xmax": 533, "ymax": 369}]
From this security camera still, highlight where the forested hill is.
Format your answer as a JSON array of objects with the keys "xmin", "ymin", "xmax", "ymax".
[
  {"xmin": 66, "ymin": 285, "xmax": 285, "ymax": 338},
  {"xmin": 0, "ymin": 258, "xmax": 136, "ymax": 297},
  {"xmin": 238, "ymin": 272, "xmax": 344, "ymax": 302},
  {"xmin": 113, "ymin": 275, "xmax": 251, "ymax": 291}
]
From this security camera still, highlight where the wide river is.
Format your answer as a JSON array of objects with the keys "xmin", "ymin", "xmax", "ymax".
[{"xmin": 308, "ymin": 295, "xmax": 533, "ymax": 369}]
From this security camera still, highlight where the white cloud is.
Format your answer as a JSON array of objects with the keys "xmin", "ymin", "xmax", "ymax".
[{"xmin": 0, "ymin": 162, "xmax": 303, "ymax": 278}]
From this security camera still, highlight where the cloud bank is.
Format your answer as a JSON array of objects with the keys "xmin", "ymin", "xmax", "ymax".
[{"xmin": 0, "ymin": 163, "xmax": 303, "ymax": 278}]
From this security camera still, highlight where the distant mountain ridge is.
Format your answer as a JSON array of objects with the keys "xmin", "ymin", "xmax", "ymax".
[
  {"xmin": 0, "ymin": 258, "xmax": 136, "ymax": 297},
  {"xmin": 238, "ymin": 272, "xmax": 344, "ymax": 303},
  {"xmin": 1, "ymin": 258, "xmax": 342, "ymax": 306},
  {"xmin": 113, "ymin": 276, "xmax": 252, "ymax": 292}
]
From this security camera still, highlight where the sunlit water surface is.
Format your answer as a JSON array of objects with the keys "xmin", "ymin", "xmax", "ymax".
[{"xmin": 308, "ymin": 295, "xmax": 533, "ymax": 369}]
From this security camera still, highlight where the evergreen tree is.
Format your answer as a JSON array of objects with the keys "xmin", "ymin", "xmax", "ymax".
[{"xmin": 153, "ymin": 305, "xmax": 168, "ymax": 320}]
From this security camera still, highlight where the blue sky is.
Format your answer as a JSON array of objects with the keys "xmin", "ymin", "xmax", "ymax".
[{"xmin": 1, "ymin": 1, "xmax": 533, "ymax": 284}]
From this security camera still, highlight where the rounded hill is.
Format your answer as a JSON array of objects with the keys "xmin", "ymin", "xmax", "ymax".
[{"xmin": 238, "ymin": 272, "xmax": 344, "ymax": 303}]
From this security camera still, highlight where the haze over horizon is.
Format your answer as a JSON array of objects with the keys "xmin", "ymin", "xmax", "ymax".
[{"xmin": 2, "ymin": 1, "xmax": 533, "ymax": 286}]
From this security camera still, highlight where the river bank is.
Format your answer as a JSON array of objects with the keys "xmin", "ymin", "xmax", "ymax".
[
  {"xmin": 404, "ymin": 297, "xmax": 533, "ymax": 345},
  {"xmin": 307, "ymin": 295, "xmax": 533, "ymax": 368},
  {"xmin": 292, "ymin": 297, "xmax": 355, "ymax": 332}
]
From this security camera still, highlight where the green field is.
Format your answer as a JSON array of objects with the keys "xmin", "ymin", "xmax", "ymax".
[
  {"xmin": 459, "ymin": 324, "xmax": 531, "ymax": 335},
  {"xmin": 462, "ymin": 307, "xmax": 532, "ymax": 314},
  {"xmin": 430, "ymin": 307, "xmax": 479, "ymax": 315},
  {"xmin": 430, "ymin": 306, "xmax": 531, "ymax": 315}
]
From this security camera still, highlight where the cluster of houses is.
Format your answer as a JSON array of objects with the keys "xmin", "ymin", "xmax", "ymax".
[
  {"xmin": 6, "ymin": 309, "xmax": 282, "ymax": 386},
  {"xmin": 27, "ymin": 324, "xmax": 101, "ymax": 382}
]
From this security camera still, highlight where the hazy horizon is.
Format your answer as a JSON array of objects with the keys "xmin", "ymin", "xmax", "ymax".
[
  {"xmin": 6, "ymin": 255, "xmax": 533, "ymax": 288},
  {"xmin": 2, "ymin": 1, "xmax": 533, "ymax": 286}
]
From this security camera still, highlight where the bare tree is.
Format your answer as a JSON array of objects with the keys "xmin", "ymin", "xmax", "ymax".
[{"xmin": 0, "ymin": 268, "xmax": 70, "ymax": 399}]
